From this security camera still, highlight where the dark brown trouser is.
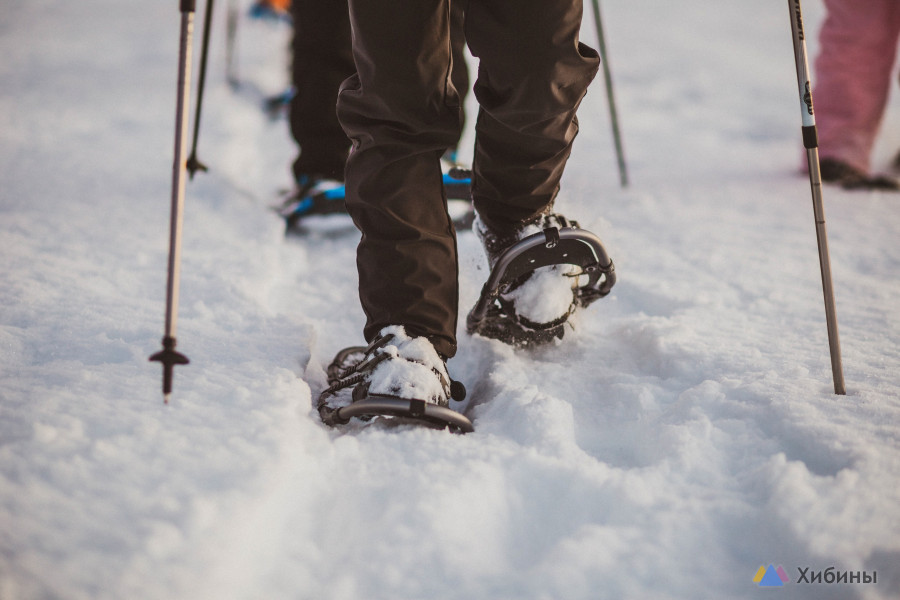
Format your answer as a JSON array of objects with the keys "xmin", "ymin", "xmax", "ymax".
[
  {"xmin": 290, "ymin": 0, "xmax": 469, "ymax": 181},
  {"xmin": 290, "ymin": 0, "xmax": 355, "ymax": 181},
  {"xmin": 338, "ymin": 0, "xmax": 599, "ymax": 357}
]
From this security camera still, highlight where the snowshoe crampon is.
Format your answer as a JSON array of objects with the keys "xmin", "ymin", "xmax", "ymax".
[
  {"xmin": 467, "ymin": 221, "xmax": 616, "ymax": 346},
  {"xmin": 317, "ymin": 345, "xmax": 474, "ymax": 434}
]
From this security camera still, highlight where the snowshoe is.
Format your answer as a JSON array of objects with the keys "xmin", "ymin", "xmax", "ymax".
[
  {"xmin": 467, "ymin": 213, "xmax": 616, "ymax": 346},
  {"xmin": 263, "ymin": 85, "xmax": 295, "ymax": 120},
  {"xmin": 317, "ymin": 326, "xmax": 473, "ymax": 433},
  {"xmin": 444, "ymin": 167, "xmax": 475, "ymax": 229},
  {"xmin": 276, "ymin": 175, "xmax": 347, "ymax": 231},
  {"xmin": 277, "ymin": 168, "xmax": 475, "ymax": 233}
]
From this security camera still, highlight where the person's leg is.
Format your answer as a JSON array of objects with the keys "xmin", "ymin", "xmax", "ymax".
[
  {"xmin": 815, "ymin": 0, "xmax": 900, "ymax": 173},
  {"xmin": 338, "ymin": 0, "xmax": 464, "ymax": 357},
  {"xmin": 448, "ymin": 0, "xmax": 470, "ymax": 157},
  {"xmin": 290, "ymin": 0, "xmax": 355, "ymax": 181},
  {"xmin": 465, "ymin": 0, "xmax": 599, "ymax": 234}
]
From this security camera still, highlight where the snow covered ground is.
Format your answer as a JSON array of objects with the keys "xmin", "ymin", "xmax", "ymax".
[{"xmin": 2, "ymin": 0, "xmax": 899, "ymax": 598}]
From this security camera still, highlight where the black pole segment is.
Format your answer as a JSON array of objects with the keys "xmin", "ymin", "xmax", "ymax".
[
  {"xmin": 590, "ymin": 0, "xmax": 628, "ymax": 187},
  {"xmin": 801, "ymin": 125, "xmax": 818, "ymax": 150},
  {"xmin": 187, "ymin": 0, "xmax": 214, "ymax": 178},
  {"xmin": 181, "ymin": 0, "xmax": 196, "ymax": 13}
]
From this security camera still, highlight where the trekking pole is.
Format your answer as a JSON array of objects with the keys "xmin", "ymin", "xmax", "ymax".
[
  {"xmin": 786, "ymin": 0, "xmax": 846, "ymax": 395},
  {"xmin": 589, "ymin": 0, "xmax": 628, "ymax": 187},
  {"xmin": 225, "ymin": 0, "xmax": 240, "ymax": 88},
  {"xmin": 150, "ymin": 0, "xmax": 196, "ymax": 403},
  {"xmin": 186, "ymin": 0, "xmax": 215, "ymax": 178}
]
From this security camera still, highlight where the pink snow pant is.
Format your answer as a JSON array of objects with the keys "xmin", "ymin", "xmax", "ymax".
[{"xmin": 814, "ymin": 0, "xmax": 900, "ymax": 172}]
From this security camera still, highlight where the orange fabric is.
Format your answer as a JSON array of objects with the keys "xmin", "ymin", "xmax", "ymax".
[{"xmin": 264, "ymin": 0, "xmax": 290, "ymax": 12}]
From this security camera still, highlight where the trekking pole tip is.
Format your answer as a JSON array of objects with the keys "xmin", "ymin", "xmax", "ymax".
[
  {"xmin": 149, "ymin": 337, "xmax": 190, "ymax": 403},
  {"xmin": 186, "ymin": 153, "xmax": 208, "ymax": 179}
]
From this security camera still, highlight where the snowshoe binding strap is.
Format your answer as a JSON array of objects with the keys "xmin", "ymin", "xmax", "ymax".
[{"xmin": 467, "ymin": 223, "xmax": 616, "ymax": 346}]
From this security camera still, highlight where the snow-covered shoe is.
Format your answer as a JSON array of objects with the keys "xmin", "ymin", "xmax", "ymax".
[
  {"xmin": 467, "ymin": 212, "xmax": 616, "ymax": 346},
  {"xmin": 317, "ymin": 326, "xmax": 472, "ymax": 432}
]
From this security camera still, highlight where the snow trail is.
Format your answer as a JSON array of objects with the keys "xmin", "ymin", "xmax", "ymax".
[{"xmin": 1, "ymin": 1, "xmax": 899, "ymax": 599}]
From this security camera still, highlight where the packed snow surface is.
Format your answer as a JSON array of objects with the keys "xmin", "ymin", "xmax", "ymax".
[{"xmin": 2, "ymin": 1, "xmax": 899, "ymax": 599}]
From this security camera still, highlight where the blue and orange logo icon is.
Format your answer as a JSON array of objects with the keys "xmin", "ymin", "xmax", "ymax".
[{"xmin": 754, "ymin": 564, "xmax": 790, "ymax": 587}]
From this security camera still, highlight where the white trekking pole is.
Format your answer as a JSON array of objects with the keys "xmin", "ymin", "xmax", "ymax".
[
  {"xmin": 589, "ymin": 0, "xmax": 628, "ymax": 187},
  {"xmin": 786, "ymin": 0, "xmax": 846, "ymax": 395},
  {"xmin": 150, "ymin": 0, "xmax": 195, "ymax": 403}
]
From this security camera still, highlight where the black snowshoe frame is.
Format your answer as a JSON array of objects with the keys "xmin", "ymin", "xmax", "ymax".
[
  {"xmin": 320, "ymin": 393, "xmax": 474, "ymax": 433},
  {"xmin": 467, "ymin": 221, "xmax": 616, "ymax": 346}
]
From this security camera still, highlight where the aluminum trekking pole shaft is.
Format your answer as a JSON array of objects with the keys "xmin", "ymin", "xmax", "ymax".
[
  {"xmin": 787, "ymin": 0, "xmax": 845, "ymax": 395},
  {"xmin": 150, "ymin": 0, "xmax": 195, "ymax": 402},
  {"xmin": 590, "ymin": 0, "xmax": 628, "ymax": 187}
]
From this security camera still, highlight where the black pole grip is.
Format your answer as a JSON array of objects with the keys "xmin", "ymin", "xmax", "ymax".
[
  {"xmin": 802, "ymin": 125, "xmax": 818, "ymax": 149},
  {"xmin": 181, "ymin": 0, "xmax": 196, "ymax": 13}
]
